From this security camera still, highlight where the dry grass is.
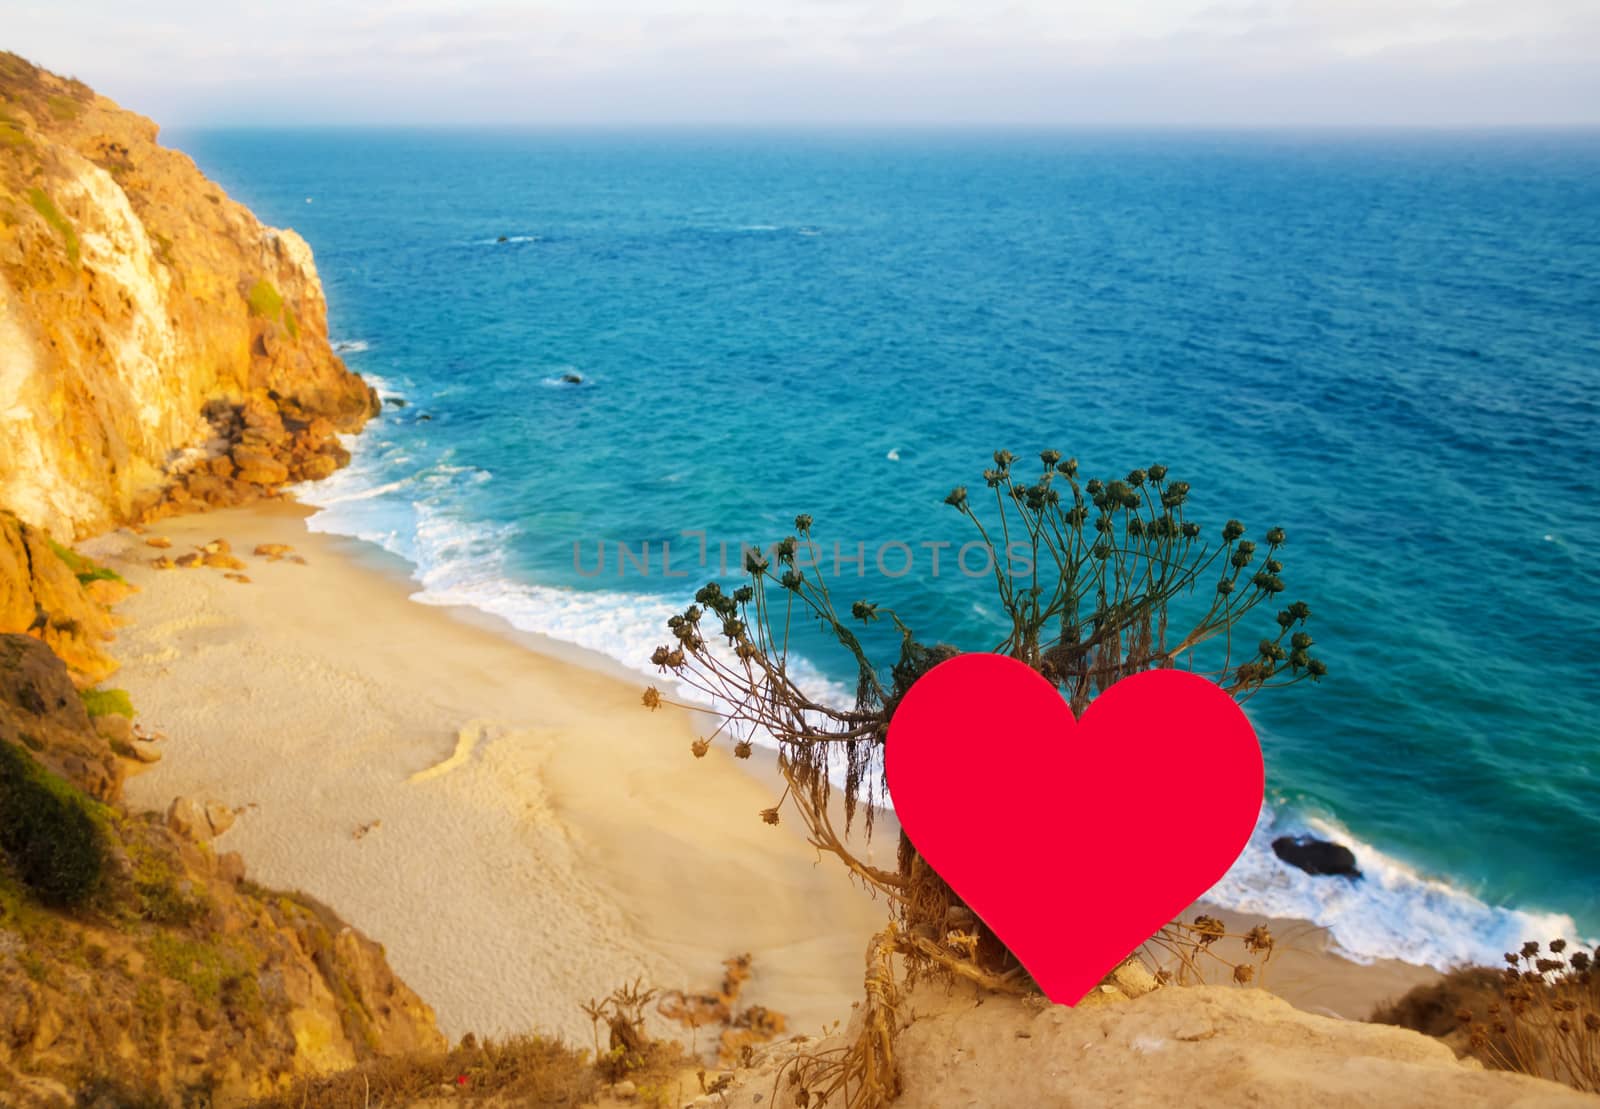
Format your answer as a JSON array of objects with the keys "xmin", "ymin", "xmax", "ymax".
[
  {"xmin": 248, "ymin": 1034, "xmax": 599, "ymax": 1107},
  {"xmin": 1373, "ymin": 938, "xmax": 1600, "ymax": 1094}
]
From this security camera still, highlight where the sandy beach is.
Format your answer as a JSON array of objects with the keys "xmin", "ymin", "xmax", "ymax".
[
  {"xmin": 82, "ymin": 499, "xmax": 1434, "ymax": 1049},
  {"xmin": 84, "ymin": 500, "xmax": 894, "ymax": 1045}
]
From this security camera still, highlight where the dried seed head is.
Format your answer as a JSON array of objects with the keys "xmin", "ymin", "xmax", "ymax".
[
  {"xmin": 1243, "ymin": 924, "xmax": 1274, "ymax": 954},
  {"xmin": 691, "ymin": 738, "xmax": 710, "ymax": 758},
  {"xmin": 1233, "ymin": 964, "xmax": 1254, "ymax": 985},
  {"xmin": 1192, "ymin": 915, "xmax": 1225, "ymax": 945},
  {"xmin": 760, "ymin": 807, "xmax": 780, "ymax": 826},
  {"xmin": 642, "ymin": 687, "xmax": 662, "ymax": 710},
  {"xmin": 734, "ymin": 740, "xmax": 753, "ymax": 759}
]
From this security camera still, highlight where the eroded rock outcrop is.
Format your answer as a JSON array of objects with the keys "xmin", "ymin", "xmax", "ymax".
[
  {"xmin": 713, "ymin": 980, "xmax": 1599, "ymax": 1108},
  {"xmin": 0, "ymin": 53, "xmax": 376, "ymax": 539},
  {"xmin": 0, "ymin": 510, "xmax": 123, "ymax": 684},
  {"xmin": 0, "ymin": 634, "xmax": 446, "ymax": 1106}
]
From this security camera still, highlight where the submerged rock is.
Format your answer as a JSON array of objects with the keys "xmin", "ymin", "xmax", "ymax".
[
  {"xmin": 559, "ymin": 372, "xmax": 583, "ymax": 385},
  {"xmin": 1272, "ymin": 835, "xmax": 1362, "ymax": 879}
]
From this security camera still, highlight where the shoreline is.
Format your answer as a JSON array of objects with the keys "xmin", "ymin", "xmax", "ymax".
[
  {"xmin": 85, "ymin": 500, "xmax": 894, "ymax": 1045},
  {"xmin": 84, "ymin": 498, "xmax": 1435, "ymax": 1045}
]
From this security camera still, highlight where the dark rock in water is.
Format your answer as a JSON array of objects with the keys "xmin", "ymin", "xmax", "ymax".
[
  {"xmin": 1272, "ymin": 835, "xmax": 1362, "ymax": 879},
  {"xmin": 559, "ymin": 372, "xmax": 583, "ymax": 385},
  {"xmin": 417, "ymin": 413, "xmax": 433, "ymax": 422},
  {"xmin": 385, "ymin": 396, "xmax": 407, "ymax": 408},
  {"xmin": 497, "ymin": 235, "xmax": 509, "ymax": 243}
]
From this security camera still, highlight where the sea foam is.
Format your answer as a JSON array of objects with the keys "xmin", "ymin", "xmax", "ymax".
[{"xmin": 296, "ymin": 397, "xmax": 1585, "ymax": 975}]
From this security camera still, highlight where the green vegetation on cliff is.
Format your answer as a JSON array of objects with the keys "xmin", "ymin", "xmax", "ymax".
[
  {"xmin": 0, "ymin": 736, "xmax": 108, "ymax": 906},
  {"xmin": 80, "ymin": 686, "xmax": 134, "ymax": 718},
  {"xmin": 246, "ymin": 277, "xmax": 300, "ymax": 338},
  {"xmin": 26, "ymin": 186, "xmax": 78, "ymax": 266},
  {"xmin": 47, "ymin": 534, "xmax": 124, "ymax": 585}
]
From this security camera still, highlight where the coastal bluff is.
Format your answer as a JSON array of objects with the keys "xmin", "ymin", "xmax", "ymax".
[
  {"xmin": 0, "ymin": 55, "xmax": 443, "ymax": 1105},
  {"xmin": 0, "ymin": 52, "xmax": 375, "ymax": 539}
]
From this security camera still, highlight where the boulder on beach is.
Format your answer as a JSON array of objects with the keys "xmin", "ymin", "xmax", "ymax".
[{"xmin": 1272, "ymin": 834, "xmax": 1362, "ymax": 879}]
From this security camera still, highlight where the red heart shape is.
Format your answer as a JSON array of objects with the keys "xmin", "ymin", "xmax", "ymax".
[{"xmin": 885, "ymin": 653, "xmax": 1263, "ymax": 1005}]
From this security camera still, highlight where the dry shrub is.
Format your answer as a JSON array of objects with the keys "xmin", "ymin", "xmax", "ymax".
[
  {"xmin": 644, "ymin": 450, "xmax": 1324, "ymax": 1106},
  {"xmin": 1374, "ymin": 938, "xmax": 1600, "ymax": 1094},
  {"xmin": 1370, "ymin": 966, "xmax": 1507, "ymax": 1038},
  {"xmin": 248, "ymin": 1032, "xmax": 597, "ymax": 1107},
  {"xmin": 581, "ymin": 977, "xmax": 661, "ymax": 1082}
]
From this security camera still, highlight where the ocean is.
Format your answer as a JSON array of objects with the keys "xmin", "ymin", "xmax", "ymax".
[{"xmin": 171, "ymin": 127, "xmax": 1600, "ymax": 970}]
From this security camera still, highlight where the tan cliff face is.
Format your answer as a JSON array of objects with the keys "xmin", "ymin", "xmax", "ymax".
[{"xmin": 0, "ymin": 52, "xmax": 376, "ymax": 539}]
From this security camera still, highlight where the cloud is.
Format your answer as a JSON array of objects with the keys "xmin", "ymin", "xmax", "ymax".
[{"xmin": 6, "ymin": 0, "xmax": 1597, "ymax": 124}]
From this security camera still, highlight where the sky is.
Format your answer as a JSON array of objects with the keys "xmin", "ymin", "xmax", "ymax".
[{"xmin": 6, "ymin": 0, "xmax": 1599, "ymax": 127}]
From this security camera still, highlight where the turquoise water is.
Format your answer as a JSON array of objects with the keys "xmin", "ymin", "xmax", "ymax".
[{"xmin": 174, "ymin": 128, "xmax": 1600, "ymax": 967}]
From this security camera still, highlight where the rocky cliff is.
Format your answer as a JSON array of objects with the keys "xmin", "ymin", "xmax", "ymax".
[
  {"xmin": 709, "ymin": 978, "xmax": 1599, "ymax": 1109},
  {"xmin": 0, "ymin": 509, "xmax": 125, "ymax": 685},
  {"xmin": 0, "ymin": 52, "xmax": 376, "ymax": 539},
  {"xmin": 0, "ymin": 54, "xmax": 446, "ymax": 1106}
]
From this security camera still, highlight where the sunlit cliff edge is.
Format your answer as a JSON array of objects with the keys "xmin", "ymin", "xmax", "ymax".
[{"xmin": 0, "ymin": 51, "xmax": 374, "ymax": 540}]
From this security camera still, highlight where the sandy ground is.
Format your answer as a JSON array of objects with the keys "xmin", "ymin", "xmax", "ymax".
[
  {"xmin": 83, "ymin": 500, "xmax": 1433, "ymax": 1051},
  {"xmin": 86, "ymin": 501, "xmax": 893, "ymax": 1046}
]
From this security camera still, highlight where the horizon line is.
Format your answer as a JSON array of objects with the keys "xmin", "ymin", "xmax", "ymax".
[{"xmin": 163, "ymin": 120, "xmax": 1600, "ymax": 134}]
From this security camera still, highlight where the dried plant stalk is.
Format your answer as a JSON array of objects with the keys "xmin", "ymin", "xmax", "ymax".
[
  {"xmin": 772, "ymin": 926, "xmax": 903, "ymax": 1109},
  {"xmin": 646, "ymin": 451, "xmax": 1324, "ymax": 1096}
]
